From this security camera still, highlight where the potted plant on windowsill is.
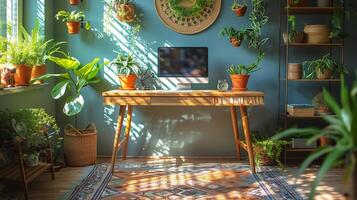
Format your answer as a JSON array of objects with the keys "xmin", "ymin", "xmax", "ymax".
[
  {"xmin": 303, "ymin": 54, "xmax": 348, "ymax": 80},
  {"xmin": 109, "ymin": 53, "xmax": 141, "ymax": 90},
  {"xmin": 227, "ymin": 63, "xmax": 260, "ymax": 91},
  {"xmin": 55, "ymin": 10, "xmax": 91, "ymax": 34},
  {"xmin": 272, "ymin": 75, "xmax": 357, "ymax": 200},
  {"xmin": 27, "ymin": 20, "xmax": 65, "ymax": 84},
  {"xmin": 220, "ymin": 27, "xmax": 247, "ymax": 48},
  {"xmin": 231, "ymin": 0, "xmax": 247, "ymax": 17},
  {"xmin": 283, "ymin": 15, "xmax": 304, "ymax": 44}
]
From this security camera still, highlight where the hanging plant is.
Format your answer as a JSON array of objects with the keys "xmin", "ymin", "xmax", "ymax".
[
  {"xmin": 219, "ymin": 27, "xmax": 247, "ymax": 47},
  {"xmin": 114, "ymin": 0, "xmax": 137, "ymax": 23},
  {"xmin": 231, "ymin": 0, "xmax": 247, "ymax": 17},
  {"xmin": 168, "ymin": 0, "xmax": 213, "ymax": 17}
]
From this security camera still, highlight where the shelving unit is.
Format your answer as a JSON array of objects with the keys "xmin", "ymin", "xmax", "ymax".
[{"xmin": 278, "ymin": 0, "xmax": 345, "ymax": 161}]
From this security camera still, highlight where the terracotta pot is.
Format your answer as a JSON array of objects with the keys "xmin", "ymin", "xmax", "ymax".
[
  {"xmin": 116, "ymin": 3, "xmax": 136, "ymax": 23},
  {"xmin": 230, "ymin": 74, "xmax": 250, "ymax": 91},
  {"xmin": 230, "ymin": 37, "xmax": 242, "ymax": 47},
  {"xmin": 66, "ymin": 22, "xmax": 80, "ymax": 34},
  {"xmin": 31, "ymin": 65, "xmax": 46, "ymax": 84},
  {"xmin": 118, "ymin": 74, "xmax": 137, "ymax": 90},
  {"xmin": 69, "ymin": 0, "xmax": 80, "ymax": 5},
  {"xmin": 233, "ymin": 6, "xmax": 247, "ymax": 17},
  {"xmin": 288, "ymin": 0, "xmax": 309, "ymax": 7},
  {"xmin": 350, "ymin": 153, "xmax": 357, "ymax": 200},
  {"xmin": 319, "ymin": 137, "xmax": 330, "ymax": 146},
  {"xmin": 316, "ymin": 68, "xmax": 332, "ymax": 80},
  {"xmin": 14, "ymin": 64, "xmax": 33, "ymax": 86},
  {"xmin": 287, "ymin": 63, "xmax": 302, "ymax": 80},
  {"xmin": 315, "ymin": 106, "xmax": 330, "ymax": 115},
  {"xmin": 283, "ymin": 32, "xmax": 305, "ymax": 44}
]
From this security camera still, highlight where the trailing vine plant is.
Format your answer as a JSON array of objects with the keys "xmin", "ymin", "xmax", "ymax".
[{"xmin": 220, "ymin": 0, "xmax": 268, "ymax": 69}]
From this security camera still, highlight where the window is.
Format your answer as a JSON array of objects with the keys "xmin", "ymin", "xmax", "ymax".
[{"xmin": 0, "ymin": 0, "xmax": 22, "ymax": 39}]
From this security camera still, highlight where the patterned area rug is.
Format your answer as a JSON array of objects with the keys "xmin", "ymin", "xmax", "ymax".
[{"xmin": 66, "ymin": 161, "xmax": 304, "ymax": 200}]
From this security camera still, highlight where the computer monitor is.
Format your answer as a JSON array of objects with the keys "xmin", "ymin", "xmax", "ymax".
[{"xmin": 158, "ymin": 47, "xmax": 209, "ymax": 90}]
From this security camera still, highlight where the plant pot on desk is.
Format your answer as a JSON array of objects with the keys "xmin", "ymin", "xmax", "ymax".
[
  {"xmin": 118, "ymin": 74, "xmax": 137, "ymax": 90},
  {"xmin": 230, "ymin": 74, "xmax": 250, "ymax": 91}
]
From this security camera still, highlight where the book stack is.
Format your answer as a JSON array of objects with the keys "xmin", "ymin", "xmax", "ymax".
[{"xmin": 287, "ymin": 104, "xmax": 315, "ymax": 117}]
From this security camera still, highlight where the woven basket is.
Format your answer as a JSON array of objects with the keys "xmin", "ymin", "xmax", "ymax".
[
  {"xmin": 304, "ymin": 25, "xmax": 330, "ymax": 44},
  {"xmin": 64, "ymin": 124, "xmax": 97, "ymax": 167},
  {"xmin": 287, "ymin": 63, "xmax": 302, "ymax": 80}
]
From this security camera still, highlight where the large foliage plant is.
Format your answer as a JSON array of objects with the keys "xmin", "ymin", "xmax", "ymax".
[
  {"xmin": 272, "ymin": 74, "xmax": 357, "ymax": 199},
  {"xmin": 31, "ymin": 54, "xmax": 104, "ymax": 116}
]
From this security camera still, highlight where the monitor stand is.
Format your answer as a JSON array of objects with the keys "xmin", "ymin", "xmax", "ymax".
[{"xmin": 176, "ymin": 83, "xmax": 192, "ymax": 90}]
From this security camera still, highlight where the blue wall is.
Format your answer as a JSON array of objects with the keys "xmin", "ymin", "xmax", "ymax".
[{"xmin": 37, "ymin": 1, "xmax": 357, "ymax": 157}]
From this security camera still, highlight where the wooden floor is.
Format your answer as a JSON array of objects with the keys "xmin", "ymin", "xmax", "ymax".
[{"xmin": 2, "ymin": 158, "xmax": 348, "ymax": 200}]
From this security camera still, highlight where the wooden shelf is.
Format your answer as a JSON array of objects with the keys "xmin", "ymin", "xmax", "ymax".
[
  {"xmin": 0, "ymin": 84, "xmax": 48, "ymax": 96},
  {"xmin": 285, "ymin": 7, "xmax": 342, "ymax": 14},
  {"xmin": 284, "ymin": 79, "xmax": 341, "ymax": 82},
  {"xmin": 285, "ymin": 148, "xmax": 316, "ymax": 152},
  {"xmin": 0, "ymin": 162, "xmax": 51, "ymax": 183},
  {"xmin": 282, "ymin": 43, "xmax": 344, "ymax": 47}
]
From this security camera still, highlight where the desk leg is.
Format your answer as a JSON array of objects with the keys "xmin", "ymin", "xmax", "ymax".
[
  {"xmin": 240, "ymin": 106, "xmax": 256, "ymax": 174},
  {"xmin": 111, "ymin": 106, "xmax": 127, "ymax": 173},
  {"xmin": 230, "ymin": 106, "xmax": 241, "ymax": 160},
  {"xmin": 122, "ymin": 106, "xmax": 133, "ymax": 160}
]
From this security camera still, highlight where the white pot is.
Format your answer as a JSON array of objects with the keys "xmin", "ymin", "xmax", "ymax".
[
  {"xmin": 25, "ymin": 153, "xmax": 40, "ymax": 167},
  {"xmin": 317, "ymin": 0, "xmax": 330, "ymax": 7}
]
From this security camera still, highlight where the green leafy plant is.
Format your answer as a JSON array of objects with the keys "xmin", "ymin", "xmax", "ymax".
[
  {"xmin": 24, "ymin": 20, "xmax": 65, "ymax": 66},
  {"xmin": 287, "ymin": 15, "xmax": 299, "ymax": 42},
  {"xmin": 31, "ymin": 55, "xmax": 104, "ymax": 116},
  {"xmin": 109, "ymin": 53, "xmax": 141, "ymax": 76},
  {"xmin": 231, "ymin": 0, "xmax": 247, "ymax": 9},
  {"xmin": 303, "ymin": 54, "xmax": 348, "ymax": 79},
  {"xmin": 272, "ymin": 74, "xmax": 357, "ymax": 199},
  {"xmin": 289, "ymin": 0, "xmax": 300, "ymax": 6},
  {"xmin": 331, "ymin": 10, "xmax": 347, "ymax": 39},
  {"xmin": 168, "ymin": 0, "xmax": 213, "ymax": 17},
  {"xmin": 227, "ymin": 64, "xmax": 260, "ymax": 75},
  {"xmin": 220, "ymin": 27, "xmax": 247, "ymax": 42},
  {"xmin": 252, "ymin": 132, "xmax": 289, "ymax": 167},
  {"xmin": 55, "ymin": 10, "xmax": 91, "ymax": 30}
]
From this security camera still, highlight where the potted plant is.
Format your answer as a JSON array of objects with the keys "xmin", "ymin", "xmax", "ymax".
[
  {"xmin": 109, "ymin": 53, "xmax": 141, "ymax": 90},
  {"xmin": 251, "ymin": 132, "xmax": 288, "ymax": 167},
  {"xmin": 69, "ymin": 0, "xmax": 81, "ymax": 5},
  {"xmin": 55, "ymin": 10, "xmax": 90, "ymax": 34},
  {"xmin": 227, "ymin": 63, "xmax": 259, "ymax": 91},
  {"xmin": 220, "ymin": 27, "xmax": 247, "ymax": 47},
  {"xmin": 27, "ymin": 20, "xmax": 65, "ymax": 84},
  {"xmin": 272, "ymin": 75, "xmax": 357, "ymax": 200},
  {"xmin": 114, "ymin": 0, "xmax": 137, "ymax": 23},
  {"xmin": 231, "ymin": 0, "xmax": 247, "ymax": 17},
  {"xmin": 283, "ymin": 15, "xmax": 304, "ymax": 44},
  {"xmin": 31, "ymin": 54, "xmax": 103, "ymax": 166},
  {"xmin": 303, "ymin": 54, "xmax": 348, "ymax": 80}
]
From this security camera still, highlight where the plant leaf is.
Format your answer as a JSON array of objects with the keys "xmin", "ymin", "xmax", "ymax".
[
  {"xmin": 49, "ymin": 56, "xmax": 80, "ymax": 70},
  {"xmin": 51, "ymin": 80, "xmax": 69, "ymax": 100},
  {"xmin": 30, "ymin": 73, "xmax": 69, "ymax": 84},
  {"xmin": 63, "ymin": 94, "xmax": 84, "ymax": 116}
]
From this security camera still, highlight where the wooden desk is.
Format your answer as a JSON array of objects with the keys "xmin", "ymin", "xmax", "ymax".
[{"xmin": 102, "ymin": 90, "xmax": 264, "ymax": 173}]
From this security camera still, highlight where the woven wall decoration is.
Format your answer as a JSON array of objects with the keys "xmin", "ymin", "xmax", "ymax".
[{"xmin": 154, "ymin": 0, "xmax": 222, "ymax": 35}]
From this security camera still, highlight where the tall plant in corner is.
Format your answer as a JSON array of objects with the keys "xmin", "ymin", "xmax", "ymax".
[
  {"xmin": 31, "ymin": 54, "xmax": 104, "ymax": 116},
  {"xmin": 272, "ymin": 74, "xmax": 357, "ymax": 200}
]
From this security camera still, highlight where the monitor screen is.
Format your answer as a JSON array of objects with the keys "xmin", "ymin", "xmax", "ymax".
[{"xmin": 158, "ymin": 47, "xmax": 208, "ymax": 77}]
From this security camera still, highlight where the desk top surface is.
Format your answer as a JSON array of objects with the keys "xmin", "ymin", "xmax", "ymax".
[{"xmin": 103, "ymin": 90, "xmax": 264, "ymax": 97}]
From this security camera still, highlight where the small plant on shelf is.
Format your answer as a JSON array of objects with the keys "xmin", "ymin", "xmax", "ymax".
[
  {"xmin": 219, "ymin": 27, "xmax": 247, "ymax": 47},
  {"xmin": 55, "ymin": 10, "xmax": 90, "ymax": 34},
  {"xmin": 231, "ymin": 0, "xmax": 247, "ymax": 17},
  {"xmin": 109, "ymin": 53, "xmax": 141, "ymax": 90},
  {"xmin": 303, "ymin": 54, "xmax": 348, "ymax": 80},
  {"xmin": 283, "ymin": 15, "xmax": 304, "ymax": 44},
  {"xmin": 227, "ymin": 63, "xmax": 260, "ymax": 91}
]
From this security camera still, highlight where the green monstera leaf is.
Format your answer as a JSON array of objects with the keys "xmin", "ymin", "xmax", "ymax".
[{"xmin": 63, "ymin": 94, "xmax": 85, "ymax": 116}]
